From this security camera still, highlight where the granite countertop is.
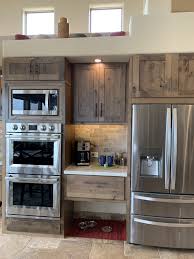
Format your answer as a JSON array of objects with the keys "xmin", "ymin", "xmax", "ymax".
[{"xmin": 64, "ymin": 163, "xmax": 128, "ymax": 177}]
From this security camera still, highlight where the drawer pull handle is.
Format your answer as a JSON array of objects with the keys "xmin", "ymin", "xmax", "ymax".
[
  {"xmin": 134, "ymin": 218, "xmax": 194, "ymax": 228},
  {"xmin": 133, "ymin": 194, "xmax": 194, "ymax": 204}
]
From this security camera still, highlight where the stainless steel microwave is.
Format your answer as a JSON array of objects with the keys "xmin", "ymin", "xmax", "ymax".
[
  {"xmin": 11, "ymin": 89, "xmax": 58, "ymax": 116},
  {"xmin": 5, "ymin": 81, "xmax": 65, "ymax": 121}
]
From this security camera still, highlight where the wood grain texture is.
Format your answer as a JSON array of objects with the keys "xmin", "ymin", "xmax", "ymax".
[
  {"xmin": 73, "ymin": 63, "xmax": 127, "ymax": 123},
  {"xmin": 100, "ymin": 63, "xmax": 127, "ymax": 123},
  {"xmin": 176, "ymin": 54, "xmax": 194, "ymax": 96},
  {"xmin": 6, "ymin": 218, "xmax": 61, "ymax": 234},
  {"xmin": 3, "ymin": 57, "xmax": 65, "ymax": 81},
  {"xmin": 132, "ymin": 54, "xmax": 172, "ymax": 97},
  {"xmin": 65, "ymin": 175, "xmax": 125, "ymax": 201},
  {"xmin": 73, "ymin": 64, "xmax": 99, "ymax": 123}
]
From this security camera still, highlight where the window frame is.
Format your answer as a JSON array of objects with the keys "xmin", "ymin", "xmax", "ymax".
[
  {"xmin": 23, "ymin": 9, "xmax": 55, "ymax": 35},
  {"xmin": 89, "ymin": 6, "xmax": 123, "ymax": 33}
]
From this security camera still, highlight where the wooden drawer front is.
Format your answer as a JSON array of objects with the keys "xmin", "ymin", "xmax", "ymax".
[{"xmin": 65, "ymin": 175, "xmax": 125, "ymax": 200}]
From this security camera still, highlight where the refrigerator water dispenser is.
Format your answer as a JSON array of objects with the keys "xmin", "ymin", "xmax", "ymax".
[{"xmin": 140, "ymin": 156, "xmax": 160, "ymax": 177}]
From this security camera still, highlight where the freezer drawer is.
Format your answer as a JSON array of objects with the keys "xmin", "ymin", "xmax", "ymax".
[
  {"xmin": 130, "ymin": 215, "xmax": 194, "ymax": 249},
  {"xmin": 131, "ymin": 192, "xmax": 194, "ymax": 218}
]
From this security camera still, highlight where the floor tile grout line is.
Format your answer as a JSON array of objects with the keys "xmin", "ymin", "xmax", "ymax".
[{"xmin": 9, "ymin": 236, "xmax": 32, "ymax": 259}]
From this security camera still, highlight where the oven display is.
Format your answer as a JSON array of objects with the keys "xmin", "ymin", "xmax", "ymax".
[
  {"xmin": 13, "ymin": 141, "xmax": 54, "ymax": 166},
  {"xmin": 13, "ymin": 182, "xmax": 53, "ymax": 207},
  {"xmin": 29, "ymin": 125, "xmax": 37, "ymax": 131}
]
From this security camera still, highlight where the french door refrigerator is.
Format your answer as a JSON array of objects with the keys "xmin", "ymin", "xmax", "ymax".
[{"xmin": 130, "ymin": 104, "xmax": 194, "ymax": 249}]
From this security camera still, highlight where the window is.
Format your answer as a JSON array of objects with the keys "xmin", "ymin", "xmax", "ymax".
[
  {"xmin": 24, "ymin": 10, "xmax": 54, "ymax": 35},
  {"xmin": 90, "ymin": 7, "xmax": 122, "ymax": 33}
]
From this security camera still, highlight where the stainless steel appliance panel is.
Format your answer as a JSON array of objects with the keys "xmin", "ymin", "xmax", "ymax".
[
  {"xmin": 11, "ymin": 89, "xmax": 58, "ymax": 116},
  {"xmin": 131, "ymin": 104, "xmax": 171, "ymax": 193},
  {"xmin": 132, "ymin": 192, "xmax": 194, "ymax": 218},
  {"xmin": 171, "ymin": 105, "xmax": 194, "ymax": 194},
  {"xmin": 6, "ymin": 133, "xmax": 61, "ymax": 175},
  {"xmin": 6, "ymin": 174, "xmax": 60, "ymax": 219},
  {"xmin": 130, "ymin": 215, "xmax": 194, "ymax": 249}
]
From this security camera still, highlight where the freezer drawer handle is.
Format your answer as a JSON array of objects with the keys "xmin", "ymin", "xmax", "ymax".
[
  {"xmin": 134, "ymin": 194, "xmax": 194, "ymax": 203},
  {"xmin": 165, "ymin": 108, "xmax": 171, "ymax": 189},
  {"xmin": 134, "ymin": 218, "xmax": 194, "ymax": 228},
  {"xmin": 171, "ymin": 108, "xmax": 178, "ymax": 190}
]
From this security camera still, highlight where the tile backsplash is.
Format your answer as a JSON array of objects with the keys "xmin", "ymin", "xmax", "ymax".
[{"xmin": 75, "ymin": 125, "xmax": 128, "ymax": 155}]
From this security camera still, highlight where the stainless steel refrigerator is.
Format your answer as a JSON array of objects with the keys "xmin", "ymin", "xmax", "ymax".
[{"xmin": 130, "ymin": 104, "xmax": 194, "ymax": 249}]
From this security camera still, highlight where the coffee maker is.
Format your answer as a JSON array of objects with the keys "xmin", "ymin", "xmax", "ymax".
[{"xmin": 75, "ymin": 141, "xmax": 91, "ymax": 166}]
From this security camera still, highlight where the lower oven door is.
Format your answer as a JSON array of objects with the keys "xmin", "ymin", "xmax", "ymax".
[
  {"xmin": 6, "ymin": 174, "xmax": 60, "ymax": 219},
  {"xmin": 6, "ymin": 134, "xmax": 61, "ymax": 175}
]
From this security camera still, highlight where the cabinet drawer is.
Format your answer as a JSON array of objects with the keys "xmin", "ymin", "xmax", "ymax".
[{"xmin": 65, "ymin": 175, "xmax": 125, "ymax": 200}]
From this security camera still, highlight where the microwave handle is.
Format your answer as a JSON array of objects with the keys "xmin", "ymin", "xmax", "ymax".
[
  {"xmin": 5, "ymin": 176, "xmax": 59, "ymax": 184},
  {"xmin": 45, "ymin": 91, "xmax": 49, "ymax": 112}
]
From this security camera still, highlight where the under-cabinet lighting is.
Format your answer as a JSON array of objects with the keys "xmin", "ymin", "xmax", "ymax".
[{"xmin": 94, "ymin": 58, "xmax": 102, "ymax": 63}]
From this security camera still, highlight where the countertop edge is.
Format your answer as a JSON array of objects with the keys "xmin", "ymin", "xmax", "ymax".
[{"xmin": 63, "ymin": 170, "xmax": 127, "ymax": 177}]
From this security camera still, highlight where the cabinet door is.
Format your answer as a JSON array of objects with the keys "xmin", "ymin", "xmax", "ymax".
[
  {"xmin": 34, "ymin": 57, "xmax": 64, "ymax": 80},
  {"xmin": 132, "ymin": 54, "xmax": 172, "ymax": 97},
  {"xmin": 173, "ymin": 54, "xmax": 194, "ymax": 96},
  {"xmin": 3, "ymin": 58, "xmax": 33, "ymax": 80},
  {"xmin": 99, "ymin": 64, "xmax": 126, "ymax": 123},
  {"xmin": 74, "ymin": 64, "xmax": 98, "ymax": 123}
]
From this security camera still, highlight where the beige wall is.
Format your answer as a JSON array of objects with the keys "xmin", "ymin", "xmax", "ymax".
[
  {"xmin": 0, "ymin": 0, "xmax": 143, "ymax": 36},
  {"xmin": 172, "ymin": 0, "xmax": 194, "ymax": 12},
  {"xmin": 146, "ymin": 0, "xmax": 171, "ymax": 14}
]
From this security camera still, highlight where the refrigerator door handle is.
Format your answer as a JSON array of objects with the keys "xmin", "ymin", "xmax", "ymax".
[
  {"xmin": 171, "ymin": 107, "xmax": 178, "ymax": 190},
  {"xmin": 165, "ymin": 108, "xmax": 171, "ymax": 190}
]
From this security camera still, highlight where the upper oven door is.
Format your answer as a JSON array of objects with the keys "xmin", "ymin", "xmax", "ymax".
[
  {"xmin": 6, "ymin": 133, "xmax": 61, "ymax": 175},
  {"xmin": 11, "ymin": 89, "xmax": 58, "ymax": 116}
]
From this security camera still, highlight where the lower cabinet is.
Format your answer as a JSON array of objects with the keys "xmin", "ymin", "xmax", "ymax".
[{"xmin": 65, "ymin": 175, "xmax": 125, "ymax": 201}]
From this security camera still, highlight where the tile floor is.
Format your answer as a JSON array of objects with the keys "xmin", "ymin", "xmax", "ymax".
[{"xmin": 0, "ymin": 219, "xmax": 194, "ymax": 258}]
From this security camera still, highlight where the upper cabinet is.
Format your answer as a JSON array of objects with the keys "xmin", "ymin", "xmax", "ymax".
[
  {"xmin": 172, "ymin": 54, "xmax": 194, "ymax": 96},
  {"xmin": 3, "ymin": 57, "xmax": 65, "ymax": 81},
  {"xmin": 132, "ymin": 54, "xmax": 172, "ymax": 97},
  {"xmin": 99, "ymin": 64, "xmax": 126, "ymax": 123},
  {"xmin": 73, "ymin": 63, "xmax": 127, "ymax": 123},
  {"xmin": 74, "ymin": 64, "xmax": 98, "ymax": 123}
]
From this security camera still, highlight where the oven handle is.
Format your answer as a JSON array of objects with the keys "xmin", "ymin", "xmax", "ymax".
[
  {"xmin": 5, "ymin": 176, "xmax": 60, "ymax": 184},
  {"xmin": 6, "ymin": 135, "xmax": 61, "ymax": 140}
]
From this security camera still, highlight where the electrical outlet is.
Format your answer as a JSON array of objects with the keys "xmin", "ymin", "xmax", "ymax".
[{"xmin": 91, "ymin": 152, "xmax": 98, "ymax": 158}]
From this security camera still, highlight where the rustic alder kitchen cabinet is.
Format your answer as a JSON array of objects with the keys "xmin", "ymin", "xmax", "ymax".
[
  {"xmin": 132, "ymin": 53, "xmax": 194, "ymax": 98},
  {"xmin": 132, "ymin": 54, "xmax": 172, "ymax": 97},
  {"xmin": 172, "ymin": 53, "xmax": 194, "ymax": 96},
  {"xmin": 65, "ymin": 175, "xmax": 125, "ymax": 201},
  {"xmin": 3, "ymin": 57, "xmax": 65, "ymax": 81},
  {"xmin": 73, "ymin": 63, "xmax": 127, "ymax": 123}
]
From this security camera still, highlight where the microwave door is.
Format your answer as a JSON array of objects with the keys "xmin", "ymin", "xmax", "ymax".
[{"xmin": 131, "ymin": 104, "xmax": 171, "ymax": 194}]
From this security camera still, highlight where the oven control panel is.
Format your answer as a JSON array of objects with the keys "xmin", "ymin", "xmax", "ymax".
[{"xmin": 6, "ymin": 123, "xmax": 62, "ymax": 134}]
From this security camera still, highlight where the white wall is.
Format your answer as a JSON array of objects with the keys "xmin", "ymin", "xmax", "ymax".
[{"xmin": 0, "ymin": 0, "xmax": 144, "ymax": 36}]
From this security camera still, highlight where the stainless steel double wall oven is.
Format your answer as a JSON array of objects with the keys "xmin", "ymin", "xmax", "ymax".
[{"xmin": 5, "ymin": 81, "xmax": 64, "ymax": 220}]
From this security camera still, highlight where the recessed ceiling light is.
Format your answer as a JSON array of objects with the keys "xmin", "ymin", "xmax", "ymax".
[{"xmin": 94, "ymin": 58, "xmax": 102, "ymax": 63}]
